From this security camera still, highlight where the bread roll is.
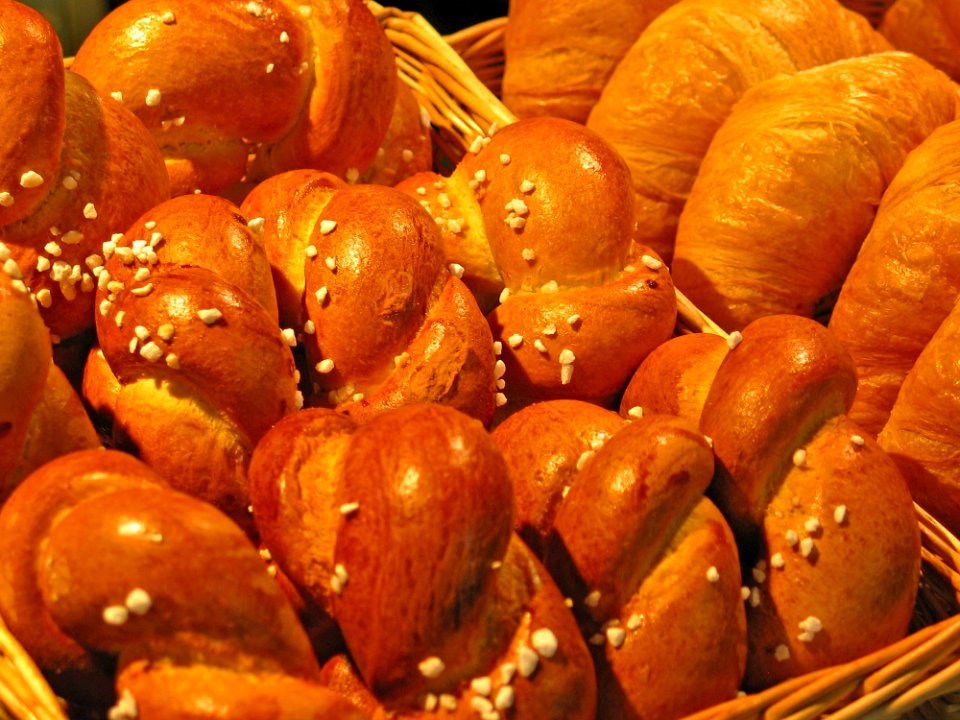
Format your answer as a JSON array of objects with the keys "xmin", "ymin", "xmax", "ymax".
[
  {"xmin": 672, "ymin": 51, "xmax": 958, "ymax": 331},
  {"xmin": 72, "ymin": 0, "xmax": 397, "ymax": 196},
  {"xmin": 879, "ymin": 300, "xmax": 960, "ymax": 536},
  {"xmin": 881, "ymin": 0, "xmax": 960, "ymax": 81},
  {"xmin": 586, "ymin": 0, "xmax": 888, "ymax": 262},
  {"xmin": 830, "ymin": 119, "xmax": 960, "ymax": 435}
]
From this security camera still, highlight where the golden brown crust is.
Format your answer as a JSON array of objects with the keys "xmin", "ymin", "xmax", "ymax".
[
  {"xmin": 830, "ymin": 119, "xmax": 960, "ymax": 435},
  {"xmin": 671, "ymin": 52, "xmax": 958, "ymax": 331},
  {"xmin": 503, "ymin": 0, "xmax": 680, "ymax": 123},
  {"xmin": 301, "ymin": 184, "xmax": 497, "ymax": 424},
  {"xmin": 586, "ymin": 0, "xmax": 889, "ymax": 263},
  {"xmin": 0, "ymin": 268, "xmax": 51, "ymax": 494},
  {"xmin": 359, "ymin": 82, "xmax": 432, "ymax": 187},
  {"xmin": 240, "ymin": 169, "xmax": 345, "ymax": 329},
  {"xmin": 491, "ymin": 399, "xmax": 627, "ymax": 553},
  {"xmin": 493, "ymin": 403, "xmax": 746, "ymax": 719},
  {"xmin": 700, "ymin": 315, "xmax": 920, "ymax": 687},
  {"xmin": 250, "ymin": 404, "xmax": 597, "ymax": 717},
  {"xmin": 881, "ymin": 0, "xmax": 960, "ymax": 81},
  {"xmin": 74, "ymin": 0, "xmax": 397, "ymax": 195},
  {"xmin": 880, "ymin": 301, "xmax": 960, "ymax": 535},
  {"xmin": 619, "ymin": 332, "xmax": 728, "ymax": 424}
]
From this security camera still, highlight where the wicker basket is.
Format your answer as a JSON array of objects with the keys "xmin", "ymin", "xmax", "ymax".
[{"xmin": 0, "ymin": 3, "xmax": 951, "ymax": 719}]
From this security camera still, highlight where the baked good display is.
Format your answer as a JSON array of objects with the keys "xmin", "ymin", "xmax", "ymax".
[
  {"xmin": 249, "ymin": 403, "xmax": 598, "ymax": 718},
  {"xmin": 396, "ymin": 117, "xmax": 677, "ymax": 410},
  {"xmin": 502, "ymin": 0, "xmax": 680, "ymax": 123},
  {"xmin": 584, "ymin": 0, "xmax": 889, "ymax": 264},
  {"xmin": 879, "ymin": 301, "xmax": 960, "ymax": 537},
  {"xmin": 0, "ymin": 1, "xmax": 169, "ymax": 342},
  {"xmin": 0, "ymin": 449, "xmax": 369, "ymax": 719},
  {"xmin": 71, "ymin": 0, "xmax": 399, "ymax": 197},
  {"xmin": 241, "ymin": 175, "xmax": 498, "ymax": 424},
  {"xmin": 671, "ymin": 51, "xmax": 958, "ymax": 331},
  {"xmin": 492, "ymin": 401, "xmax": 746, "ymax": 719},
  {"xmin": 881, "ymin": 0, "xmax": 960, "ymax": 81},
  {"xmin": 83, "ymin": 193, "xmax": 299, "ymax": 527},
  {"xmin": 830, "ymin": 119, "xmax": 960, "ymax": 436}
]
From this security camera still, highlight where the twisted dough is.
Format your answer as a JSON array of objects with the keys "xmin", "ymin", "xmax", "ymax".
[
  {"xmin": 72, "ymin": 0, "xmax": 398, "ymax": 196},
  {"xmin": 249, "ymin": 403, "xmax": 597, "ymax": 717},
  {"xmin": 0, "ymin": 449, "xmax": 368, "ymax": 718},
  {"xmin": 493, "ymin": 401, "xmax": 746, "ymax": 720},
  {"xmin": 242, "ymin": 176, "xmax": 498, "ymax": 424},
  {"xmin": 698, "ymin": 316, "xmax": 919, "ymax": 687},
  {"xmin": 881, "ymin": 0, "xmax": 960, "ymax": 81},
  {"xmin": 0, "ymin": 1, "xmax": 169, "ymax": 341},
  {"xmin": 86, "ymin": 193, "xmax": 298, "ymax": 525},
  {"xmin": 396, "ymin": 117, "xmax": 677, "ymax": 409}
]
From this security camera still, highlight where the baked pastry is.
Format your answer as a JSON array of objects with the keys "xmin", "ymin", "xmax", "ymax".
[
  {"xmin": 881, "ymin": 0, "xmax": 960, "ymax": 81},
  {"xmin": 359, "ymin": 82, "xmax": 433, "ymax": 186},
  {"xmin": 85, "ymin": 193, "xmax": 298, "ymax": 526},
  {"xmin": 492, "ymin": 401, "xmax": 746, "ymax": 719},
  {"xmin": 0, "ymin": 1, "xmax": 169, "ymax": 341},
  {"xmin": 671, "ymin": 51, "xmax": 958, "ymax": 331},
  {"xmin": 879, "ymin": 300, "xmax": 960, "ymax": 536},
  {"xmin": 0, "ymin": 448, "xmax": 369, "ymax": 719},
  {"xmin": 586, "ymin": 0, "xmax": 888, "ymax": 263},
  {"xmin": 699, "ymin": 315, "xmax": 920, "ymax": 688},
  {"xmin": 72, "ymin": 0, "xmax": 398, "ymax": 197},
  {"xmin": 830, "ymin": 119, "xmax": 960, "ymax": 436},
  {"xmin": 249, "ymin": 403, "xmax": 598, "ymax": 717},
  {"xmin": 395, "ymin": 117, "xmax": 677, "ymax": 409},
  {"xmin": 0, "ymin": 261, "xmax": 99, "ymax": 501},
  {"xmin": 242, "ymin": 176, "xmax": 498, "ymax": 424},
  {"xmin": 502, "ymin": 0, "xmax": 680, "ymax": 123}
]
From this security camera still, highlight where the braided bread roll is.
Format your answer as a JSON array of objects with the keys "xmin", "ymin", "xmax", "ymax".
[
  {"xmin": 879, "ymin": 301, "xmax": 960, "ymax": 535},
  {"xmin": 72, "ymin": 0, "xmax": 397, "ymax": 197},
  {"xmin": 493, "ymin": 401, "xmax": 746, "ymax": 720},
  {"xmin": 396, "ymin": 117, "xmax": 677, "ymax": 409},
  {"xmin": 86, "ymin": 194, "xmax": 297, "ymax": 525},
  {"xmin": 881, "ymin": 0, "xmax": 960, "ymax": 81},
  {"xmin": 830, "ymin": 119, "xmax": 960, "ymax": 436},
  {"xmin": 243, "ymin": 176, "xmax": 497, "ymax": 424},
  {"xmin": 585, "ymin": 0, "xmax": 888, "ymax": 263},
  {"xmin": 0, "ymin": 449, "xmax": 368, "ymax": 718},
  {"xmin": 700, "ymin": 316, "xmax": 919, "ymax": 688},
  {"xmin": 249, "ymin": 404, "xmax": 597, "ymax": 717},
  {"xmin": 0, "ymin": 263, "xmax": 99, "ymax": 500},
  {"xmin": 672, "ymin": 51, "xmax": 958, "ymax": 331},
  {"xmin": 0, "ymin": 2, "xmax": 169, "ymax": 341}
]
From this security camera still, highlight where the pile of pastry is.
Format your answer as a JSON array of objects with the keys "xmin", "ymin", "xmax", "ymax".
[{"xmin": 1, "ymin": 0, "xmax": 959, "ymax": 718}]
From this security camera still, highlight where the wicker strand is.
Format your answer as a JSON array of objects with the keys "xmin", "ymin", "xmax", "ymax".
[{"xmin": 0, "ymin": 614, "xmax": 64, "ymax": 720}]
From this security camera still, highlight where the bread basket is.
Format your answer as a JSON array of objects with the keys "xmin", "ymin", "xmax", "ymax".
[{"xmin": 0, "ymin": 2, "xmax": 952, "ymax": 718}]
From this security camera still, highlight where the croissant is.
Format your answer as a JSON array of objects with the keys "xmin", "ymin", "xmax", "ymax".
[
  {"xmin": 241, "ymin": 176, "xmax": 498, "ymax": 424},
  {"xmin": 585, "ymin": 0, "xmax": 888, "ymax": 263},
  {"xmin": 671, "ymin": 51, "xmax": 958, "ymax": 332},
  {"xmin": 879, "ymin": 301, "xmax": 960, "ymax": 536},
  {"xmin": 502, "ymin": 0, "xmax": 680, "ymax": 123},
  {"xmin": 71, "ymin": 0, "xmax": 398, "ymax": 196},
  {"xmin": 395, "ymin": 117, "xmax": 677, "ymax": 409},
  {"xmin": 881, "ymin": 0, "xmax": 960, "ymax": 81},
  {"xmin": 492, "ymin": 400, "xmax": 746, "ymax": 720},
  {"xmin": 0, "ymin": 449, "xmax": 369, "ymax": 719},
  {"xmin": 0, "ymin": 1, "xmax": 169, "ymax": 341},
  {"xmin": 695, "ymin": 316, "xmax": 919, "ymax": 687},
  {"xmin": 830, "ymin": 119, "xmax": 960, "ymax": 436},
  {"xmin": 249, "ymin": 403, "xmax": 598, "ymax": 717},
  {"xmin": 84, "ymin": 193, "xmax": 298, "ymax": 526}
]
